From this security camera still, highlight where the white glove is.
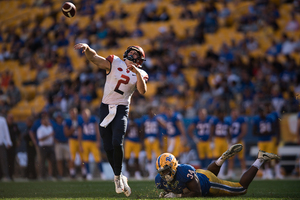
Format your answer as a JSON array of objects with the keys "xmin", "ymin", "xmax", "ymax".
[
  {"xmin": 164, "ymin": 192, "xmax": 182, "ymax": 198},
  {"xmin": 159, "ymin": 191, "xmax": 168, "ymax": 198}
]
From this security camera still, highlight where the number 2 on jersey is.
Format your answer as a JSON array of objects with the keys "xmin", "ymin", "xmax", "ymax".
[{"xmin": 114, "ymin": 74, "xmax": 130, "ymax": 95}]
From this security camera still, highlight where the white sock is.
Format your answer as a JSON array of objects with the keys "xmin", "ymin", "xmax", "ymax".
[
  {"xmin": 252, "ymin": 159, "xmax": 264, "ymax": 169},
  {"xmin": 70, "ymin": 168, "xmax": 76, "ymax": 175},
  {"xmin": 219, "ymin": 162, "xmax": 226, "ymax": 176},
  {"xmin": 81, "ymin": 167, "xmax": 87, "ymax": 175},
  {"xmin": 275, "ymin": 164, "xmax": 281, "ymax": 175},
  {"xmin": 215, "ymin": 157, "xmax": 226, "ymax": 166},
  {"xmin": 147, "ymin": 163, "xmax": 153, "ymax": 175}
]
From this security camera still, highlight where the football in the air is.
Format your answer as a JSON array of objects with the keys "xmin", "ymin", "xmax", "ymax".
[{"xmin": 61, "ymin": 2, "xmax": 76, "ymax": 18}]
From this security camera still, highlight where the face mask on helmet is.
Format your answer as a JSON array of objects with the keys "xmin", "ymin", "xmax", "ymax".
[
  {"xmin": 156, "ymin": 153, "xmax": 178, "ymax": 182},
  {"xmin": 158, "ymin": 166, "xmax": 174, "ymax": 182},
  {"xmin": 123, "ymin": 46, "xmax": 146, "ymax": 66}
]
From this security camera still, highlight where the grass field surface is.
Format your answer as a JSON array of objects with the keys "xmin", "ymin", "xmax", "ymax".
[{"xmin": 1, "ymin": 180, "xmax": 300, "ymax": 199}]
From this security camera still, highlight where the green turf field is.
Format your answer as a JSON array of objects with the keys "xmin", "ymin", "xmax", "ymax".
[{"xmin": 0, "ymin": 180, "xmax": 300, "ymax": 199}]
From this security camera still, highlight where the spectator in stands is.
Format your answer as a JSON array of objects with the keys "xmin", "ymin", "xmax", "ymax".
[
  {"xmin": 6, "ymin": 114, "xmax": 21, "ymax": 180},
  {"xmin": 219, "ymin": 43, "xmax": 234, "ymax": 62},
  {"xmin": 266, "ymin": 39, "xmax": 281, "ymax": 56},
  {"xmin": 58, "ymin": 52, "xmax": 73, "ymax": 73},
  {"xmin": 281, "ymin": 34, "xmax": 296, "ymax": 55},
  {"xmin": 294, "ymin": 0, "xmax": 300, "ymax": 13},
  {"xmin": 37, "ymin": 115, "xmax": 57, "ymax": 180},
  {"xmin": 52, "ymin": 112, "xmax": 70, "ymax": 179},
  {"xmin": 23, "ymin": 116, "xmax": 37, "ymax": 180},
  {"xmin": 118, "ymin": 6, "xmax": 128, "ymax": 19},
  {"xmin": 0, "ymin": 94, "xmax": 9, "ymax": 116},
  {"xmin": 137, "ymin": 7, "xmax": 148, "ymax": 24},
  {"xmin": 144, "ymin": 0, "xmax": 157, "ymax": 19},
  {"xmin": 0, "ymin": 46, "xmax": 11, "ymax": 62},
  {"xmin": 105, "ymin": 35, "xmax": 119, "ymax": 49},
  {"xmin": 89, "ymin": 35, "xmax": 102, "ymax": 51},
  {"xmin": 6, "ymin": 81, "xmax": 21, "ymax": 107},
  {"xmin": 219, "ymin": 1, "xmax": 231, "ymax": 19},
  {"xmin": 0, "ymin": 70, "xmax": 13, "ymax": 89},
  {"xmin": 285, "ymin": 13, "xmax": 300, "ymax": 31},
  {"xmin": 203, "ymin": 1, "xmax": 218, "ymax": 33},
  {"xmin": 56, "ymin": 32, "xmax": 69, "ymax": 47},
  {"xmin": 0, "ymin": 114, "xmax": 12, "ymax": 181},
  {"xmin": 118, "ymin": 25, "xmax": 130, "ymax": 38},
  {"xmin": 86, "ymin": 20, "xmax": 98, "ymax": 35},
  {"xmin": 79, "ymin": 0, "xmax": 95, "ymax": 16},
  {"xmin": 35, "ymin": 65, "xmax": 49, "ymax": 84},
  {"xmin": 87, "ymin": 81, "xmax": 98, "ymax": 100},
  {"xmin": 159, "ymin": 7, "xmax": 170, "ymax": 21},
  {"xmin": 131, "ymin": 25, "xmax": 144, "ymax": 38},
  {"xmin": 79, "ymin": 85, "xmax": 92, "ymax": 103},
  {"xmin": 105, "ymin": 5, "xmax": 117, "ymax": 20},
  {"xmin": 180, "ymin": 5, "xmax": 194, "ymax": 19},
  {"xmin": 246, "ymin": 36, "xmax": 259, "ymax": 52}
]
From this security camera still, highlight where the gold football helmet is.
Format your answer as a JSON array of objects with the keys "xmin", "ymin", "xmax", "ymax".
[{"xmin": 156, "ymin": 153, "xmax": 178, "ymax": 182}]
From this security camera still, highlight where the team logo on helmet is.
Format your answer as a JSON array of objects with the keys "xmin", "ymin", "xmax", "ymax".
[{"xmin": 156, "ymin": 153, "xmax": 178, "ymax": 182}]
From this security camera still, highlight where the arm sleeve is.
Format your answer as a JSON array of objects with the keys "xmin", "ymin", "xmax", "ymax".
[{"xmin": 106, "ymin": 55, "xmax": 114, "ymax": 64}]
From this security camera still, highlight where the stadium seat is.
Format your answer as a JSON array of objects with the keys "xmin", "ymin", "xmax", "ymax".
[
  {"xmin": 182, "ymin": 68, "xmax": 197, "ymax": 88},
  {"xmin": 144, "ymin": 81, "xmax": 160, "ymax": 98}
]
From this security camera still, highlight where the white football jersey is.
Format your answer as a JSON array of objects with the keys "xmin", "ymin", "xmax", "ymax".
[{"xmin": 102, "ymin": 55, "xmax": 148, "ymax": 105}]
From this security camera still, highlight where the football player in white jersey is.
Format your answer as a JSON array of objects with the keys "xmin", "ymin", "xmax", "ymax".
[{"xmin": 74, "ymin": 43, "xmax": 148, "ymax": 197}]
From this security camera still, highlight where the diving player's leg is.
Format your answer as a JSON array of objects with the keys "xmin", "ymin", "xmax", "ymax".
[
  {"xmin": 239, "ymin": 150, "xmax": 280, "ymax": 189},
  {"xmin": 207, "ymin": 144, "xmax": 243, "ymax": 176}
]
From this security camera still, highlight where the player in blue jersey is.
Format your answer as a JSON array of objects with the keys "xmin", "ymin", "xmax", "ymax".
[
  {"xmin": 210, "ymin": 109, "xmax": 230, "ymax": 178},
  {"xmin": 155, "ymin": 144, "xmax": 280, "ymax": 198},
  {"xmin": 141, "ymin": 107, "xmax": 165, "ymax": 179},
  {"xmin": 266, "ymin": 103, "xmax": 283, "ymax": 179},
  {"xmin": 163, "ymin": 105, "xmax": 187, "ymax": 159},
  {"xmin": 64, "ymin": 107, "xmax": 86, "ymax": 179},
  {"xmin": 253, "ymin": 107, "xmax": 275, "ymax": 179},
  {"xmin": 124, "ymin": 112, "xmax": 143, "ymax": 180},
  {"xmin": 225, "ymin": 108, "xmax": 247, "ymax": 179},
  {"xmin": 78, "ymin": 108, "xmax": 105, "ymax": 180},
  {"xmin": 188, "ymin": 108, "xmax": 213, "ymax": 169}
]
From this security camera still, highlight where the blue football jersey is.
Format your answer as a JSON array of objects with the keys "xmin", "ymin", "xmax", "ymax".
[
  {"xmin": 253, "ymin": 116, "xmax": 273, "ymax": 141},
  {"xmin": 211, "ymin": 117, "xmax": 230, "ymax": 137},
  {"xmin": 142, "ymin": 115, "xmax": 160, "ymax": 138},
  {"xmin": 155, "ymin": 164, "xmax": 211, "ymax": 196},
  {"xmin": 79, "ymin": 116, "xmax": 97, "ymax": 141},
  {"xmin": 192, "ymin": 116, "xmax": 212, "ymax": 141},
  {"xmin": 226, "ymin": 116, "xmax": 246, "ymax": 139},
  {"xmin": 166, "ymin": 112, "xmax": 183, "ymax": 137},
  {"xmin": 126, "ymin": 119, "xmax": 141, "ymax": 142},
  {"xmin": 64, "ymin": 115, "xmax": 84, "ymax": 139}
]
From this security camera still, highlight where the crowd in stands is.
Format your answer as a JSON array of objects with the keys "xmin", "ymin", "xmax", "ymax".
[{"xmin": 0, "ymin": 0, "xmax": 300, "ymax": 180}]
